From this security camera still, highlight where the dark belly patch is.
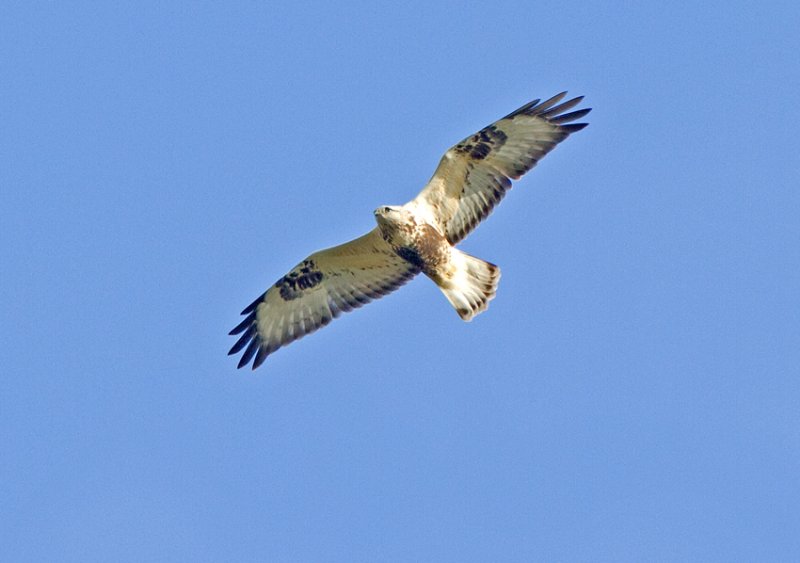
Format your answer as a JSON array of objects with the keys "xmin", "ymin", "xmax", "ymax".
[
  {"xmin": 394, "ymin": 224, "xmax": 448, "ymax": 274},
  {"xmin": 396, "ymin": 246, "xmax": 425, "ymax": 268}
]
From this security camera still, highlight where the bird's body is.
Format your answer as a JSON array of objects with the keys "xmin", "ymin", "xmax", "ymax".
[
  {"xmin": 374, "ymin": 205, "xmax": 452, "ymax": 282},
  {"xmin": 230, "ymin": 92, "xmax": 591, "ymax": 369},
  {"xmin": 374, "ymin": 205, "xmax": 499, "ymax": 320}
]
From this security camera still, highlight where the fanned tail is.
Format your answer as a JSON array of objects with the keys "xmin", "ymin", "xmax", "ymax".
[{"xmin": 437, "ymin": 249, "xmax": 500, "ymax": 321}]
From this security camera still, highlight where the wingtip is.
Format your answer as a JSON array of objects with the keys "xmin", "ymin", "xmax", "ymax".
[
  {"xmin": 240, "ymin": 292, "xmax": 266, "ymax": 315},
  {"xmin": 252, "ymin": 345, "xmax": 270, "ymax": 369},
  {"xmin": 551, "ymin": 107, "xmax": 592, "ymax": 125},
  {"xmin": 544, "ymin": 90, "xmax": 568, "ymax": 104},
  {"xmin": 566, "ymin": 95, "xmax": 585, "ymax": 108},
  {"xmin": 561, "ymin": 122, "xmax": 589, "ymax": 133}
]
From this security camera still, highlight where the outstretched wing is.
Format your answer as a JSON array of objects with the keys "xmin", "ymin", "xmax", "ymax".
[
  {"xmin": 408, "ymin": 92, "xmax": 590, "ymax": 244},
  {"xmin": 228, "ymin": 228, "xmax": 420, "ymax": 369}
]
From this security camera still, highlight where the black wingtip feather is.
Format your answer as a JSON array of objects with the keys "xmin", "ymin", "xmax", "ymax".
[
  {"xmin": 502, "ymin": 98, "xmax": 540, "ymax": 119},
  {"xmin": 240, "ymin": 292, "xmax": 265, "ymax": 315},
  {"xmin": 533, "ymin": 91, "xmax": 568, "ymax": 113},
  {"xmin": 560, "ymin": 122, "xmax": 589, "ymax": 133},
  {"xmin": 550, "ymin": 107, "xmax": 592, "ymax": 124},
  {"xmin": 229, "ymin": 313, "xmax": 255, "ymax": 335},
  {"xmin": 538, "ymin": 96, "xmax": 584, "ymax": 119},
  {"xmin": 252, "ymin": 344, "xmax": 270, "ymax": 369},
  {"xmin": 228, "ymin": 324, "xmax": 256, "ymax": 355},
  {"xmin": 237, "ymin": 338, "xmax": 260, "ymax": 369}
]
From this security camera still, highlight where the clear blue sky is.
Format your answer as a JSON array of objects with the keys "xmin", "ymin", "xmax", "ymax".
[{"xmin": 2, "ymin": 2, "xmax": 799, "ymax": 561}]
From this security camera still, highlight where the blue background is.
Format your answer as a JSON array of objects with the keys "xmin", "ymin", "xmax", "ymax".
[{"xmin": 2, "ymin": 2, "xmax": 799, "ymax": 561}]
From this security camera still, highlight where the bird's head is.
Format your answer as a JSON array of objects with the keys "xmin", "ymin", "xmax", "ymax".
[
  {"xmin": 374, "ymin": 205, "xmax": 416, "ymax": 238},
  {"xmin": 374, "ymin": 205, "xmax": 399, "ymax": 217},
  {"xmin": 374, "ymin": 205, "xmax": 411, "ymax": 224}
]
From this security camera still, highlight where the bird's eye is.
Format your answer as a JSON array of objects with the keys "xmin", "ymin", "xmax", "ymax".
[{"xmin": 384, "ymin": 207, "xmax": 391, "ymax": 213}]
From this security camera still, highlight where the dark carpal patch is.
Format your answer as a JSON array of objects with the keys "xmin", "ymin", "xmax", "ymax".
[
  {"xmin": 276, "ymin": 259, "xmax": 324, "ymax": 301},
  {"xmin": 455, "ymin": 125, "xmax": 508, "ymax": 160}
]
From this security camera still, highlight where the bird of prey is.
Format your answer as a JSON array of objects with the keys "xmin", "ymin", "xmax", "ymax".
[{"xmin": 229, "ymin": 92, "xmax": 590, "ymax": 369}]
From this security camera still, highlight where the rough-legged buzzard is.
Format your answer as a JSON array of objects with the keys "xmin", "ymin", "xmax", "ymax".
[{"xmin": 230, "ymin": 92, "xmax": 590, "ymax": 369}]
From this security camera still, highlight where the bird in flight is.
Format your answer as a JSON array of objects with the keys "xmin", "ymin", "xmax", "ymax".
[{"xmin": 229, "ymin": 92, "xmax": 590, "ymax": 369}]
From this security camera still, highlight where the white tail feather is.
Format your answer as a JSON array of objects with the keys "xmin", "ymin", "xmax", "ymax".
[{"xmin": 438, "ymin": 249, "xmax": 500, "ymax": 321}]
